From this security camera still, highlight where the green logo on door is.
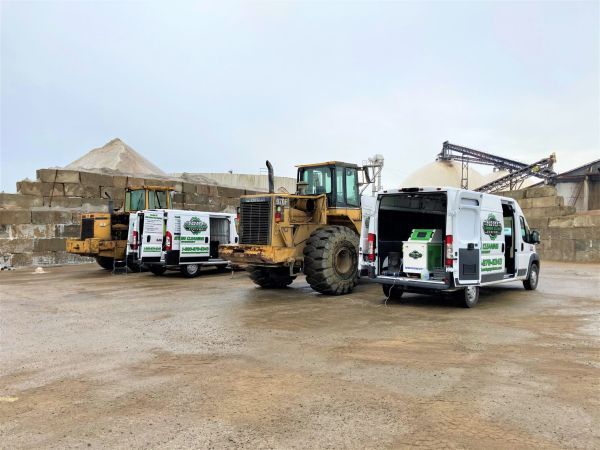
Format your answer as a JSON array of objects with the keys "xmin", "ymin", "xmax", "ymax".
[
  {"xmin": 409, "ymin": 250, "xmax": 423, "ymax": 259},
  {"xmin": 183, "ymin": 217, "xmax": 208, "ymax": 235},
  {"xmin": 483, "ymin": 213, "xmax": 502, "ymax": 241}
]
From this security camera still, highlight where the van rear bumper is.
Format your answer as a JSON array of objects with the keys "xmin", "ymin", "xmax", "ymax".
[{"xmin": 373, "ymin": 275, "xmax": 452, "ymax": 291}]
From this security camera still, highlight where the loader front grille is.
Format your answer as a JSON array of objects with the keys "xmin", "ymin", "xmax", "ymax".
[
  {"xmin": 81, "ymin": 218, "xmax": 95, "ymax": 239},
  {"xmin": 239, "ymin": 198, "xmax": 271, "ymax": 245}
]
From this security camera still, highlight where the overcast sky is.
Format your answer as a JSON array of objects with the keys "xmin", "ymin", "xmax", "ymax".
[{"xmin": 1, "ymin": 0, "xmax": 598, "ymax": 192}]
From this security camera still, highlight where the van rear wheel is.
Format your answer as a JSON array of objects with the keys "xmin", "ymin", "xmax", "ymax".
[
  {"xmin": 383, "ymin": 284, "xmax": 404, "ymax": 299},
  {"xmin": 459, "ymin": 286, "xmax": 479, "ymax": 308},
  {"xmin": 303, "ymin": 226, "xmax": 359, "ymax": 295},
  {"xmin": 248, "ymin": 266, "xmax": 295, "ymax": 288},
  {"xmin": 149, "ymin": 266, "xmax": 167, "ymax": 276},
  {"xmin": 181, "ymin": 264, "xmax": 201, "ymax": 278}
]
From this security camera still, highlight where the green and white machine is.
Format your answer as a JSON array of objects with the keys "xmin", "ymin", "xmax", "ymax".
[{"xmin": 402, "ymin": 229, "xmax": 443, "ymax": 280}]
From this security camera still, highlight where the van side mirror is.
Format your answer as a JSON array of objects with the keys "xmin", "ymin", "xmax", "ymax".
[{"xmin": 531, "ymin": 230, "xmax": 541, "ymax": 244}]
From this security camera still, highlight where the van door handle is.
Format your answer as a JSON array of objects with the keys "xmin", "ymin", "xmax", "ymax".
[
  {"xmin": 521, "ymin": 243, "xmax": 524, "ymax": 251},
  {"xmin": 501, "ymin": 243, "xmax": 505, "ymax": 252}
]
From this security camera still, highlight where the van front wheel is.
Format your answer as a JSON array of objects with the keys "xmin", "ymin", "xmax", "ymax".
[
  {"xmin": 460, "ymin": 286, "xmax": 479, "ymax": 308},
  {"xmin": 523, "ymin": 263, "xmax": 539, "ymax": 290}
]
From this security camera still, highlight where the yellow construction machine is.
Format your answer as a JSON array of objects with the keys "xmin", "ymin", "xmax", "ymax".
[
  {"xmin": 66, "ymin": 185, "xmax": 173, "ymax": 269},
  {"xmin": 219, "ymin": 161, "xmax": 371, "ymax": 295}
]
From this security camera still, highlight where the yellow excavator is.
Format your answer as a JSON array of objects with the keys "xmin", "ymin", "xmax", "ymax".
[
  {"xmin": 219, "ymin": 161, "xmax": 371, "ymax": 295},
  {"xmin": 66, "ymin": 185, "xmax": 173, "ymax": 269}
]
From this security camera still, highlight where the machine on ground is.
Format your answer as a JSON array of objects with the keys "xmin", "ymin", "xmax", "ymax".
[
  {"xmin": 361, "ymin": 187, "xmax": 541, "ymax": 307},
  {"xmin": 219, "ymin": 161, "xmax": 373, "ymax": 295},
  {"xmin": 66, "ymin": 185, "xmax": 174, "ymax": 270}
]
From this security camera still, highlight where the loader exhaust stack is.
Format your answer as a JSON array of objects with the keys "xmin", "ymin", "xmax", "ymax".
[{"xmin": 266, "ymin": 160, "xmax": 274, "ymax": 194}]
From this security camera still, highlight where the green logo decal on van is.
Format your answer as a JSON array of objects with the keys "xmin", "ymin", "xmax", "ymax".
[
  {"xmin": 409, "ymin": 250, "xmax": 423, "ymax": 259},
  {"xmin": 483, "ymin": 213, "xmax": 502, "ymax": 241},
  {"xmin": 183, "ymin": 217, "xmax": 208, "ymax": 235}
]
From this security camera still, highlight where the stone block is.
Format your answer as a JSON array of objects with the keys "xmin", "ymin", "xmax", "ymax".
[
  {"xmin": 43, "ymin": 197, "xmax": 83, "ymax": 208},
  {"xmin": 574, "ymin": 240, "xmax": 600, "ymax": 263},
  {"xmin": 573, "ymin": 214, "xmax": 600, "ymax": 228},
  {"xmin": 31, "ymin": 210, "xmax": 72, "ymax": 224},
  {"xmin": 182, "ymin": 182, "xmax": 197, "ymax": 193},
  {"xmin": 0, "ymin": 238, "xmax": 35, "ymax": 253},
  {"xmin": 217, "ymin": 186, "xmax": 244, "ymax": 198},
  {"xmin": 127, "ymin": 177, "xmax": 145, "ymax": 187},
  {"xmin": 173, "ymin": 182, "xmax": 183, "ymax": 193},
  {"xmin": 0, "ymin": 225, "xmax": 10, "ymax": 239},
  {"xmin": 498, "ymin": 189, "xmax": 526, "ymax": 200},
  {"xmin": 9, "ymin": 253, "xmax": 33, "ymax": 267},
  {"xmin": 571, "ymin": 227, "xmax": 600, "ymax": 240},
  {"xmin": 527, "ymin": 218, "xmax": 549, "ymax": 229},
  {"xmin": 17, "ymin": 181, "xmax": 43, "ymax": 196},
  {"xmin": 11, "ymin": 224, "xmax": 55, "ymax": 239},
  {"xmin": 81, "ymin": 199, "xmax": 110, "ymax": 212},
  {"xmin": 37, "ymin": 169, "xmax": 81, "ymax": 184},
  {"xmin": 525, "ymin": 185, "xmax": 557, "ymax": 198},
  {"xmin": 144, "ymin": 179, "xmax": 175, "ymax": 188},
  {"xmin": 112, "ymin": 176, "xmax": 128, "ymax": 189},
  {"xmin": 54, "ymin": 224, "xmax": 80, "ymax": 238},
  {"xmin": 172, "ymin": 202, "xmax": 184, "ymax": 210},
  {"xmin": 172, "ymin": 193, "xmax": 184, "ymax": 203},
  {"xmin": 517, "ymin": 198, "xmax": 533, "ymax": 209},
  {"xmin": 0, "ymin": 193, "xmax": 43, "ymax": 208},
  {"xmin": 548, "ymin": 216, "xmax": 574, "ymax": 228},
  {"xmin": 529, "ymin": 196, "xmax": 564, "ymax": 208},
  {"xmin": 31, "ymin": 251, "xmax": 93, "ymax": 266},
  {"xmin": 34, "ymin": 238, "xmax": 67, "ymax": 252},
  {"xmin": 544, "ymin": 238, "xmax": 575, "ymax": 262},
  {"xmin": 523, "ymin": 206, "xmax": 576, "ymax": 219},
  {"xmin": 80, "ymin": 172, "xmax": 113, "ymax": 187},
  {"xmin": 63, "ymin": 183, "xmax": 98, "ymax": 198},
  {"xmin": 197, "ymin": 184, "xmax": 219, "ymax": 196},
  {"xmin": 184, "ymin": 192, "xmax": 202, "ymax": 204},
  {"xmin": 221, "ymin": 197, "xmax": 240, "ymax": 208},
  {"xmin": 0, "ymin": 209, "xmax": 31, "ymax": 225}
]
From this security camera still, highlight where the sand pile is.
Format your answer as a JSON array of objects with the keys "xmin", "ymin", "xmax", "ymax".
[
  {"xmin": 65, "ymin": 138, "xmax": 166, "ymax": 177},
  {"xmin": 402, "ymin": 161, "xmax": 488, "ymax": 188}
]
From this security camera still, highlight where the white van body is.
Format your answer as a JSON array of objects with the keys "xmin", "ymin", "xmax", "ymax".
[
  {"xmin": 360, "ymin": 187, "xmax": 541, "ymax": 307},
  {"xmin": 127, "ymin": 209, "xmax": 238, "ymax": 277}
]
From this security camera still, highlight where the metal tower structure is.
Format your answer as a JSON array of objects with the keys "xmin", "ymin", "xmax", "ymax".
[{"xmin": 361, "ymin": 154, "xmax": 384, "ymax": 195}]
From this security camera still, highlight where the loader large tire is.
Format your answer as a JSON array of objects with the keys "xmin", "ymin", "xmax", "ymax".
[
  {"xmin": 248, "ymin": 266, "xmax": 295, "ymax": 289},
  {"xmin": 303, "ymin": 226, "xmax": 359, "ymax": 295}
]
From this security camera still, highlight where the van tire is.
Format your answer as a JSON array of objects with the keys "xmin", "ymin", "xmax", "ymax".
[
  {"xmin": 383, "ymin": 284, "xmax": 403, "ymax": 299},
  {"xmin": 303, "ymin": 226, "xmax": 359, "ymax": 295},
  {"xmin": 248, "ymin": 266, "xmax": 295, "ymax": 288},
  {"xmin": 459, "ymin": 286, "xmax": 479, "ymax": 308},
  {"xmin": 149, "ymin": 266, "xmax": 167, "ymax": 276},
  {"xmin": 181, "ymin": 264, "xmax": 201, "ymax": 278},
  {"xmin": 523, "ymin": 263, "xmax": 539, "ymax": 290}
]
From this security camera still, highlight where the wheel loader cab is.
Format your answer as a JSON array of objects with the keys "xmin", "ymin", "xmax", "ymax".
[
  {"xmin": 297, "ymin": 162, "xmax": 361, "ymax": 208},
  {"xmin": 125, "ymin": 187, "xmax": 171, "ymax": 213}
]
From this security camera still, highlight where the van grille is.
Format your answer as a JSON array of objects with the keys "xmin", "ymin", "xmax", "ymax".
[
  {"xmin": 81, "ymin": 218, "xmax": 95, "ymax": 239},
  {"xmin": 239, "ymin": 198, "xmax": 271, "ymax": 245}
]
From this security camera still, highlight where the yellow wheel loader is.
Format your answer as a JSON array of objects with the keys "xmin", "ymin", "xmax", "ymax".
[
  {"xmin": 66, "ymin": 185, "xmax": 173, "ymax": 270},
  {"xmin": 219, "ymin": 161, "xmax": 371, "ymax": 295}
]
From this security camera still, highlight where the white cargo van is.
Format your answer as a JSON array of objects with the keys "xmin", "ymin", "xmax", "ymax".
[
  {"xmin": 361, "ymin": 187, "xmax": 541, "ymax": 307},
  {"xmin": 128, "ymin": 209, "xmax": 238, "ymax": 277}
]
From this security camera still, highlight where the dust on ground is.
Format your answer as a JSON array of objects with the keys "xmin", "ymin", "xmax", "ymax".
[{"xmin": 1, "ymin": 262, "xmax": 598, "ymax": 448}]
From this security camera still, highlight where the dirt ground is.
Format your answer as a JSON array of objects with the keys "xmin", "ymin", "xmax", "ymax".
[{"xmin": 1, "ymin": 262, "xmax": 598, "ymax": 449}]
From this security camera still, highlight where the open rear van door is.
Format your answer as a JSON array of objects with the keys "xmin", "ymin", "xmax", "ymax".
[
  {"xmin": 455, "ymin": 191, "xmax": 481, "ymax": 285},
  {"xmin": 179, "ymin": 212, "xmax": 211, "ymax": 263},
  {"xmin": 140, "ymin": 211, "xmax": 165, "ymax": 263},
  {"xmin": 480, "ymin": 196, "xmax": 505, "ymax": 282}
]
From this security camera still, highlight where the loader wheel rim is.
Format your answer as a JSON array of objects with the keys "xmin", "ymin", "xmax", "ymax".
[{"xmin": 334, "ymin": 246, "xmax": 354, "ymax": 278}]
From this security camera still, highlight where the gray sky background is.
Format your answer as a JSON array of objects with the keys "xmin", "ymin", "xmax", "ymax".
[{"xmin": 1, "ymin": 0, "xmax": 598, "ymax": 192}]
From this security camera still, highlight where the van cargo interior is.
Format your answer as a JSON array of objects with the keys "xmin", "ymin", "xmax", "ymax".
[
  {"xmin": 210, "ymin": 217, "xmax": 231, "ymax": 258},
  {"xmin": 378, "ymin": 192, "xmax": 447, "ymax": 280}
]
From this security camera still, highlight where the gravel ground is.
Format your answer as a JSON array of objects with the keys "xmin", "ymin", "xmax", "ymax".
[{"xmin": 1, "ymin": 262, "xmax": 599, "ymax": 449}]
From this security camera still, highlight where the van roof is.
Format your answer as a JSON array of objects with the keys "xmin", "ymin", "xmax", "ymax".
[{"xmin": 375, "ymin": 186, "xmax": 517, "ymax": 202}]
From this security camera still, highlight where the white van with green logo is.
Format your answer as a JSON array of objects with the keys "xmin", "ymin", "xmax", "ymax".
[
  {"xmin": 128, "ymin": 209, "xmax": 238, "ymax": 277},
  {"xmin": 360, "ymin": 187, "xmax": 541, "ymax": 307}
]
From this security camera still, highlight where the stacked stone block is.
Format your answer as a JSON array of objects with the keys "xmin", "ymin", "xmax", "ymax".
[
  {"xmin": 498, "ymin": 186, "xmax": 599, "ymax": 262},
  {"xmin": 1, "ymin": 169, "xmax": 255, "ymax": 267}
]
